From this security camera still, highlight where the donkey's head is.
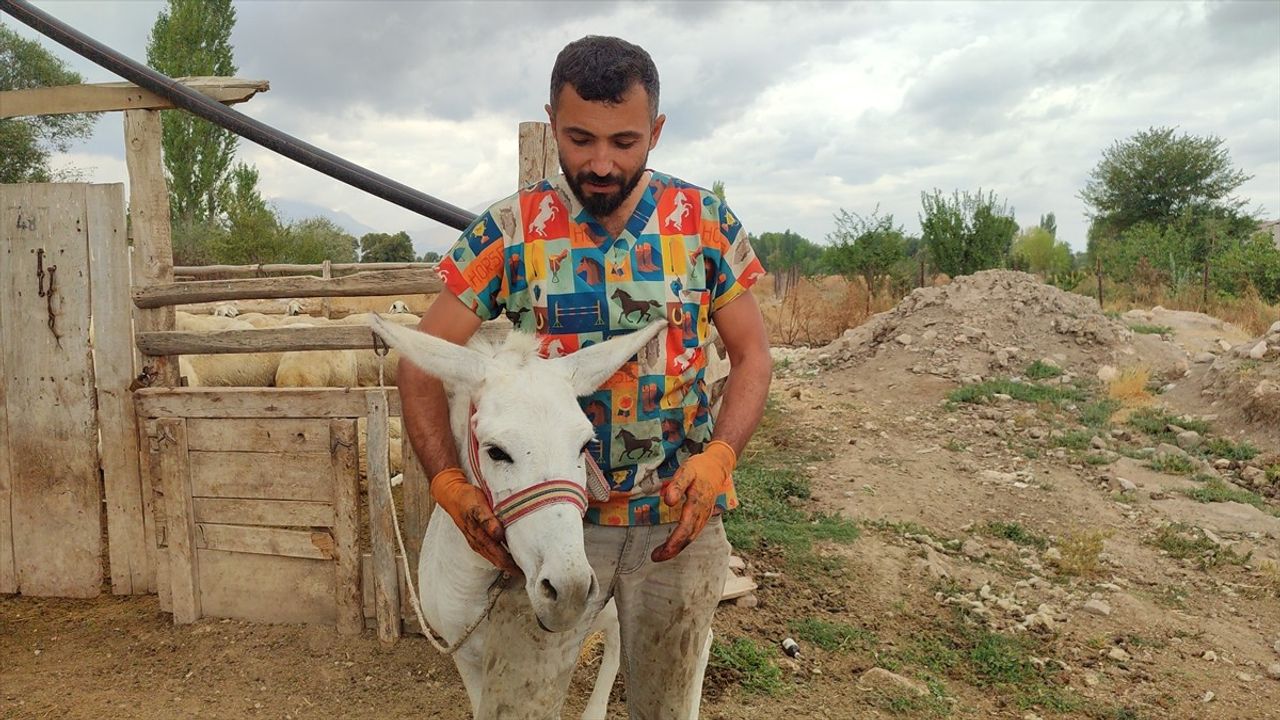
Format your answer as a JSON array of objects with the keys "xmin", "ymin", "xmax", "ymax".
[{"xmin": 369, "ymin": 317, "xmax": 665, "ymax": 632}]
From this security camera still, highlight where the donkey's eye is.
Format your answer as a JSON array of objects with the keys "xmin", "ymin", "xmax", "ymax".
[{"xmin": 486, "ymin": 446, "xmax": 513, "ymax": 463}]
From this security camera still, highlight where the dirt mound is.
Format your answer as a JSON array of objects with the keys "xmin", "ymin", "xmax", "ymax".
[
  {"xmin": 1179, "ymin": 319, "xmax": 1280, "ymax": 448},
  {"xmin": 801, "ymin": 270, "xmax": 1187, "ymax": 383}
]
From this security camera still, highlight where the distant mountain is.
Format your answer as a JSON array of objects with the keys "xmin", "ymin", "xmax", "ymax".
[{"xmin": 270, "ymin": 198, "xmax": 378, "ymax": 238}]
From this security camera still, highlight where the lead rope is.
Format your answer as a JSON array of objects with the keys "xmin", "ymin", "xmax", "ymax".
[{"xmin": 372, "ymin": 332, "xmax": 508, "ymax": 655}]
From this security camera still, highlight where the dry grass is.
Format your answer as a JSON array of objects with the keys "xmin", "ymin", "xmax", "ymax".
[
  {"xmin": 1258, "ymin": 560, "xmax": 1280, "ymax": 599},
  {"xmin": 1087, "ymin": 279, "xmax": 1280, "ymax": 337},
  {"xmin": 1106, "ymin": 365, "xmax": 1153, "ymax": 405},
  {"xmin": 755, "ymin": 274, "xmax": 910, "ymax": 347},
  {"xmin": 1053, "ymin": 528, "xmax": 1112, "ymax": 577}
]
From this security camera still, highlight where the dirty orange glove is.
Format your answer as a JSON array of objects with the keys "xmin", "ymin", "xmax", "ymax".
[
  {"xmin": 431, "ymin": 468, "xmax": 518, "ymax": 574},
  {"xmin": 652, "ymin": 440, "xmax": 736, "ymax": 562}
]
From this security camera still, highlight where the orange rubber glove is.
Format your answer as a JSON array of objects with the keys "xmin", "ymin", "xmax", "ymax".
[
  {"xmin": 431, "ymin": 468, "xmax": 518, "ymax": 574},
  {"xmin": 652, "ymin": 440, "xmax": 737, "ymax": 562}
]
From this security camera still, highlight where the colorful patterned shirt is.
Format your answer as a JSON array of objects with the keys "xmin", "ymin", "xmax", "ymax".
[{"xmin": 437, "ymin": 170, "xmax": 764, "ymax": 526}]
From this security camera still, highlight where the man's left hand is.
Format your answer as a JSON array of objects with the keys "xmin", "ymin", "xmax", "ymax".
[{"xmin": 652, "ymin": 440, "xmax": 737, "ymax": 562}]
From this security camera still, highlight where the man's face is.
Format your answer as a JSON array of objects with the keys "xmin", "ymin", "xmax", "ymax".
[{"xmin": 547, "ymin": 83, "xmax": 665, "ymax": 218}]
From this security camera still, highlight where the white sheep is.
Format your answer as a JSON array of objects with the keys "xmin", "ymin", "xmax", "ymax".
[
  {"xmin": 388, "ymin": 300, "xmax": 411, "ymax": 314},
  {"xmin": 286, "ymin": 299, "xmax": 305, "ymax": 316},
  {"xmin": 213, "ymin": 303, "xmax": 239, "ymax": 317},
  {"xmin": 336, "ymin": 313, "xmax": 420, "ymax": 386},
  {"xmin": 175, "ymin": 311, "xmax": 250, "ymax": 332},
  {"xmin": 275, "ymin": 349, "xmax": 358, "ymax": 387}
]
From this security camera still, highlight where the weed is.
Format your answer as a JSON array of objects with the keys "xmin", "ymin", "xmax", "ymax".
[
  {"xmin": 709, "ymin": 637, "xmax": 786, "ymax": 696},
  {"xmin": 944, "ymin": 439, "xmax": 968, "ymax": 452},
  {"xmin": 1085, "ymin": 453, "xmax": 1116, "ymax": 466},
  {"xmin": 1128, "ymin": 323, "xmax": 1173, "ymax": 335},
  {"xmin": 1257, "ymin": 560, "xmax": 1280, "ymax": 598},
  {"xmin": 1053, "ymin": 429, "xmax": 1096, "ymax": 450},
  {"xmin": 1127, "ymin": 407, "xmax": 1211, "ymax": 441},
  {"xmin": 1203, "ymin": 437, "xmax": 1260, "ymax": 461},
  {"xmin": 1078, "ymin": 398, "xmax": 1120, "ymax": 429},
  {"xmin": 947, "ymin": 379, "xmax": 1084, "ymax": 406},
  {"xmin": 1112, "ymin": 491, "xmax": 1138, "ymax": 504},
  {"xmin": 1150, "ymin": 523, "xmax": 1251, "ymax": 569},
  {"xmin": 1181, "ymin": 478, "xmax": 1277, "ymax": 515},
  {"xmin": 788, "ymin": 617, "xmax": 877, "ymax": 653},
  {"xmin": 1054, "ymin": 528, "xmax": 1112, "ymax": 577},
  {"xmin": 983, "ymin": 521, "xmax": 1049, "ymax": 550},
  {"xmin": 1024, "ymin": 360, "xmax": 1064, "ymax": 380},
  {"xmin": 1147, "ymin": 453, "xmax": 1197, "ymax": 475},
  {"xmin": 1106, "ymin": 366, "xmax": 1152, "ymax": 403}
]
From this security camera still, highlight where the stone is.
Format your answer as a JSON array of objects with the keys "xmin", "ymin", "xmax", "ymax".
[
  {"xmin": 1249, "ymin": 341, "xmax": 1268, "ymax": 360},
  {"xmin": 1083, "ymin": 599, "xmax": 1112, "ymax": 617},
  {"xmin": 1194, "ymin": 352, "xmax": 1217, "ymax": 363},
  {"xmin": 1091, "ymin": 435, "xmax": 1108, "ymax": 450},
  {"xmin": 1044, "ymin": 547, "xmax": 1063, "ymax": 563},
  {"xmin": 1176, "ymin": 430, "xmax": 1203, "ymax": 450},
  {"xmin": 856, "ymin": 667, "xmax": 929, "ymax": 697},
  {"xmin": 1203, "ymin": 650, "xmax": 1218, "ymax": 662},
  {"xmin": 1116, "ymin": 477, "xmax": 1138, "ymax": 493},
  {"xmin": 922, "ymin": 329, "xmax": 938, "ymax": 343},
  {"xmin": 1082, "ymin": 671, "xmax": 1099, "ymax": 687},
  {"xmin": 1217, "ymin": 339, "xmax": 1233, "ymax": 352},
  {"xmin": 1270, "ymin": 320, "xmax": 1280, "ymax": 336},
  {"xmin": 1236, "ymin": 672, "xmax": 1259, "ymax": 682},
  {"xmin": 1156, "ymin": 443, "xmax": 1188, "ymax": 459},
  {"xmin": 1242, "ymin": 466, "xmax": 1267, "ymax": 487},
  {"xmin": 1097, "ymin": 365, "xmax": 1119, "ymax": 383},
  {"xmin": 1267, "ymin": 663, "xmax": 1280, "ymax": 680},
  {"xmin": 962, "ymin": 540, "xmax": 988, "ymax": 560},
  {"xmin": 1202, "ymin": 691, "xmax": 1215, "ymax": 703},
  {"xmin": 1107, "ymin": 647, "xmax": 1130, "ymax": 662},
  {"xmin": 896, "ymin": 334, "xmax": 914, "ymax": 346}
]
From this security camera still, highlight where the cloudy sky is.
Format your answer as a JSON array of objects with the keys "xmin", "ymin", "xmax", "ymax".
[{"xmin": 7, "ymin": 0, "xmax": 1279, "ymax": 255}]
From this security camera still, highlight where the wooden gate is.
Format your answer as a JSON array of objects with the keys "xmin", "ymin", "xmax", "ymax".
[{"xmin": 0, "ymin": 183, "xmax": 145, "ymax": 597}]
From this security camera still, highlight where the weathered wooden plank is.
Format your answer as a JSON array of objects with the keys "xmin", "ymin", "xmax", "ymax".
[
  {"xmin": 133, "ymin": 268, "xmax": 444, "ymax": 309},
  {"xmin": 192, "ymin": 497, "xmax": 334, "ymax": 527},
  {"xmin": 198, "ymin": 549, "xmax": 335, "ymax": 625},
  {"xmin": 125, "ymin": 109, "xmax": 179, "ymax": 387},
  {"xmin": 174, "ymin": 261, "xmax": 436, "ymax": 277},
  {"xmin": 401, "ymin": 440, "xmax": 434, "ymax": 577},
  {"xmin": 87, "ymin": 183, "xmax": 150, "ymax": 595},
  {"xmin": 1, "ymin": 184, "xmax": 102, "ymax": 597},
  {"xmin": 0, "ymin": 254, "xmax": 12, "ymax": 594},
  {"xmin": 366, "ymin": 390, "xmax": 400, "ymax": 643},
  {"xmin": 330, "ymin": 420, "xmax": 362, "ymax": 635},
  {"xmin": 137, "ymin": 318, "xmax": 510, "ymax": 355},
  {"xmin": 185, "ymin": 417, "xmax": 331, "ymax": 453},
  {"xmin": 0, "ymin": 77, "xmax": 268, "ymax": 118},
  {"xmin": 157, "ymin": 418, "xmax": 200, "ymax": 623},
  {"xmin": 518, "ymin": 121, "xmax": 559, "ymax": 187},
  {"xmin": 136, "ymin": 387, "xmax": 399, "ymax": 419},
  {"xmin": 195, "ymin": 523, "xmax": 335, "ymax": 560},
  {"xmin": 189, "ymin": 450, "xmax": 335, "ymax": 502}
]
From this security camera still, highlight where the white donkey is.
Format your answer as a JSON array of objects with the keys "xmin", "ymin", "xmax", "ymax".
[{"xmin": 368, "ymin": 317, "xmax": 669, "ymax": 718}]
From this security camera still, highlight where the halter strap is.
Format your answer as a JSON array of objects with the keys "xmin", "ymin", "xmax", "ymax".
[{"xmin": 467, "ymin": 403, "xmax": 590, "ymax": 528}]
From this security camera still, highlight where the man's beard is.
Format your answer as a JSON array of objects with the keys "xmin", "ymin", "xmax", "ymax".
[{"xmin": 562, "ymin": 157, "xmax": 648, "ymax": 219}]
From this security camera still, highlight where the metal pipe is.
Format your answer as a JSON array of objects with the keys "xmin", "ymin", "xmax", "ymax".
[{"xmin": 0, "ymin": 0, "xmax": 478, "ymax": 231}]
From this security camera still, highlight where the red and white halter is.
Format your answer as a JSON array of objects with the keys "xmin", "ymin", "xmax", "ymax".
[{"xmin": 465, "ymin": 404, "xmax": 610, "ymax": 527}]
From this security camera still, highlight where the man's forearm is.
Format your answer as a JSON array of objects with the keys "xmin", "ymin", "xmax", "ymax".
[
  {"xmin": 709, "ymin": 349, "xmax": 772, "ymax": 458},
  {"xmin": 399, "ymin": 358, "xmax": 462, "ymax": 478}
]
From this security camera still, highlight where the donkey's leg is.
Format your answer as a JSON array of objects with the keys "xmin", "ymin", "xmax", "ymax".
[{"xmin": 581, "ymin": 600, "xmax": 620, "ymax": 720}]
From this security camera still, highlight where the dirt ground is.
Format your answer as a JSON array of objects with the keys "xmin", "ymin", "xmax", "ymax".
[{"xmin": 4, "ymin": 272, "xmax": 1279, "ymax": 719}]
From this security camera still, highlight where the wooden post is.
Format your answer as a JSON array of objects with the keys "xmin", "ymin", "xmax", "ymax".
[
  {"xmin": 124, "ymin": 109, "xmax": 179, "ymax": 388},
  {"xmin": 518, "ymin": 121, "xmax": 559, "ymax": 187},
  {"xmin": 320, "ymin": 259, "xmax": 332, "ymax": 319},
  {"xmin": 366, "ymin": 390, "xmax": 400, "ymax": 643},
  {"xmin": 330, "ymin": 419, "xmax": 362, "ymax": 635},
  {"xmin": 88, "ymin": 184, "xmax": 152, "ymax": 594},
  {"xmin": 1095, "ymin": 255, "xmax": 1104, "ymax": 309},
  {"xmin": 157, "ymin": 418, "xmax": 200, "ymax": 623},
  {"xmin": 401, "ymin": 439, "xmax": 433, "ymax": 589}
]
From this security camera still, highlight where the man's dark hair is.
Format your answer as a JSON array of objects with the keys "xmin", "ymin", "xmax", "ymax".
[{"xmin": 550, "ymin": 36, "xmax": 660, "ymax": 119}]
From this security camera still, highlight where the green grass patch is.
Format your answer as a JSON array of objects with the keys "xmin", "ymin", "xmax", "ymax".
[
  {"xmin": 1202, "ymin": 437, "xmax": 1260, "ymax": 461},
  {"xmin": 1085, "ymin": 453, "xmax": 1116, "ymax": 465},
  {"xmin": 1181, "ymin": 478, "xmax": 1277, "ymax": 515},
  {"xmin": 1078, "ymin": 398, "xmax": 1120, "ymax": 429},
  {"xmin": 1052, "ymin": 429, "xmax": 1096, "ymax": 450},
  {"xmin": 865, "ymin": 518, "xmax": 957, "ymax": 548},
  {"xmin": 982, "ymin": 521, "xmax": 1049, "ymax": 550},
  {"xmin": 1128, "ymin": 323, "xmax": 1173, "ymax": 335},
  {"xmin": 788, "ymin": 617, "xmax": 877, "ymax": 653},
  {"xmin": 709, "ymin": 637, "xmax": 786, "ymax": 696},
  {"xmin": 1024, "ymin": 360, "xmax": 1064, "ymax": 380},
  {"xmin": 1150, "ymin": 523, "xmax": 1251, "ymax": 568},
  {"xmin": 1126, "ymin": 407, "xmax": 1211, "ymax": 442},
  {"xmin": 944, "ymin": 439, "xmax": 968, "ymax": 452},
  {"xmin": 947, "ymin": 379, "xmax": 1084, "ymax": 407},
  {"xmin": 725, "ymin": 461, "xmax": 860, "ymax": 568},
  {"xmin": 1146, "ymin": 453, "xmax": 1197, "ymax": 475}
]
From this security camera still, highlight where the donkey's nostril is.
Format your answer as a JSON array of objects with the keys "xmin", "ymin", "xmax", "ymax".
[{"xmin": 539, "ymin": 578, "xmax": 559, "ymax": 602}]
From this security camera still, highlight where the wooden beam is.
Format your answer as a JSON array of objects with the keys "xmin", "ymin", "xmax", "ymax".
[
  {"xmin": 136, "ymin": 319, "xmax": 510, "ymax": 356},
  {"xmin": 133, "ymin": 268, "xmax": 444, "ymax": 309},
  {"xmin": 331, "ymin": 419, "xmax": 363, "ymax": 636},
  {"xmin": 518, "ymin": 121, "xmax": 559, "ymax": 186},
  {"xmin": 125, "ymin": 109, "xmax": 179, "ymax": 387},
  {"xmin": 136, "ymin": 387, "xmax": 400, "ymax": 419},
  {"xmin": 157, "ymin": 418, "xmax": 200, "ymax": 624},
  {"xmin": 195, "ymin": 523, "xmax": 335, "ymax": 561},
  {"xmin": 173, "ymin": 261, "xmax": 437, "ymax": 278},
  {"xmin": 366, "ymin": 390, "xmax": 400, "ymax": 643},
  {"xmin": 0, "ymin": 77, "xmax": 268, "ymax": 118}
]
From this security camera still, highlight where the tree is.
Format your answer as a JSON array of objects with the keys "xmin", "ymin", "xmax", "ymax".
[
  {"xmin": 282, "ymin": 217, "xmax": 357, "ymax": 263},
  {"xmin": 0, "ymin": 25, "xmax": 97, "ymax": 182},
  {"xmin": 1081, "ymin": 126, "xmax": 1252, "ymax": 238},
  {"xmin": 146, "ymin": 0, "xmax": 239, "ymax": 222},
  {"xmin": 1011, "ymin": 226, "xmax": 1072, "ymax": 276},
  {"xmin": 420, "ymin": 250, "xmax": 442, "ymax": 263},
  {"xmin": 359, "ymin": 231, "xmax": 415, "ymax": 263},
  {"xmin": 212, "ymin": 162, "xmax": 281, "ymax": 263},
  {"xmin": 1039, "ymin": 212, "xmax": 1057, "ymax": 239},
  {"xmin": 825, "ymin": 207, "xmax": 907, "ymax": 313},
  {"xmin": 919, "ymin": 189, "xmax": 1018, "ymax": 277},
  {"xmin": 711, "ymin": 180, "xmax": 726, "ymax": 203},
  {"xmin": 750, "ymin": 229, "xmax": 823, "ymax": 297}
]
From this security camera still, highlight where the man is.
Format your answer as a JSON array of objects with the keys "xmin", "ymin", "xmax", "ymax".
[{"xmin": 400, "ymin": 35, "xmax": 771, "ymax": 717}]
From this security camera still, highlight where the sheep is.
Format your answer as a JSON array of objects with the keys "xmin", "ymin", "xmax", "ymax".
[
  {"xmin": 275, "ymin": 348, "xmax": 358, "ymax": 387},
  {"xmin": 357, "ymin": 416, "xmax": 404, "ymax": 478},
  {"xmin": 335, "ymin": 313, "xmax": 420, "ymax": 386},
  {"xmin": 213, "ymin": 303, "xmax": 239, "ymax": 317},
  {"xmin": 286, "ymin": 299, "xmax": 305, "ymax": 316},
  {"xmin": 388, "ymin": 300, "xmax": 411, "ymax": 314},
  {"xmin": 175, "ymin": 311, "xmax": 250, "ymax": 332}
]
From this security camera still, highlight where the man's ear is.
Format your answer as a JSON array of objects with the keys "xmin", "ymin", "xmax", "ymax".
[
  {"xmin": 545, "ymin": 103, "xmax": 555, "ymax": 127},
  {"xmin": 649, "ymin": 113, "xmax": 666, "ymax": 151}
]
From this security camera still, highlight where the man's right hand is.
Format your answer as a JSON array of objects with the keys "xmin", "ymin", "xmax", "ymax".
[{"xmin": 431, "ymin": 467, "xmax": 519, "ymax": 574}]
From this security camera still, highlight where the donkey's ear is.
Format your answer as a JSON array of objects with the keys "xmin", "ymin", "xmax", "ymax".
[
  {"xmin": 550, "ymin": 321, "xmax": 668, "ymax": 396},
  {"xmin": 367, "ymin": 315, "xmax": 488, "ymax": 389}
]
